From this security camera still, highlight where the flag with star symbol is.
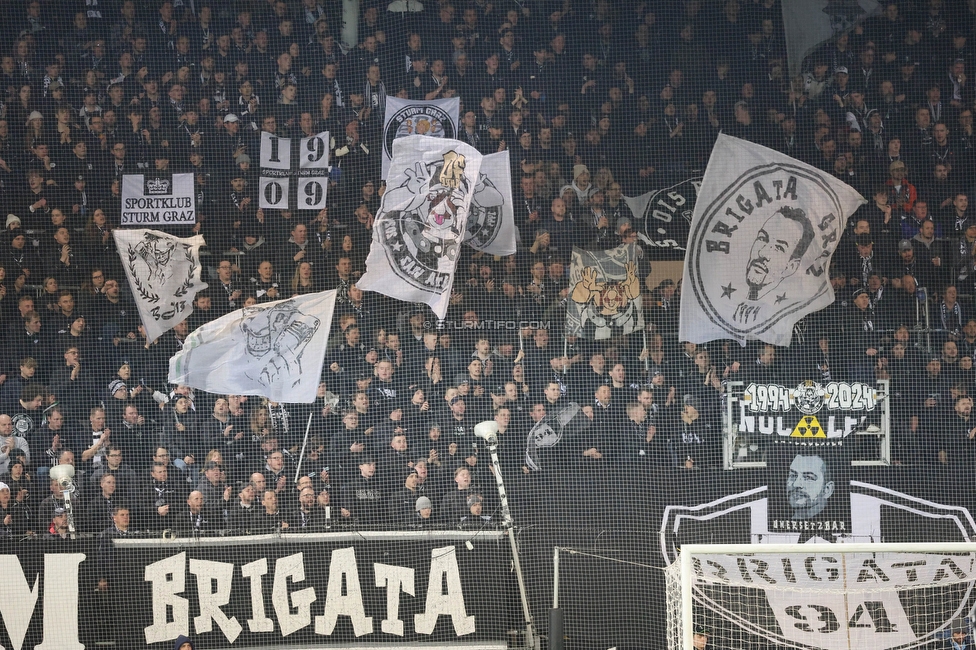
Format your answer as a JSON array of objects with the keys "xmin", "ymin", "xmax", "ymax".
[
  {"xmin": 679, "ymin": 134, "xmax": 865, "ymax": 346},
  {"xmin": 358, "ymin": 136, "xmax": 483, "ymax": 318}
]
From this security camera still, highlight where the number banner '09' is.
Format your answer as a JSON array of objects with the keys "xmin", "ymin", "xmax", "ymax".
[
  {"xmin": 259, "ymin": 131, "xmax": 329, "ymax": 210},
  {"xmin": 259, "ymin": 176, "xmax": 289, "ymax": 209}
]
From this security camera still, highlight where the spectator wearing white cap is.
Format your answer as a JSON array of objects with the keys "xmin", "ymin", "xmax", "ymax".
[
  {"xmin": 562, "ymin": 163, "xmax": 593, "ymax": 209},
  {"xmin": 219, "ymin": 112, "xmax": 250, "ymax": 167},
  {"xmin": 0, "ymin": 481, "xmax": 27, "ymax": 537}
]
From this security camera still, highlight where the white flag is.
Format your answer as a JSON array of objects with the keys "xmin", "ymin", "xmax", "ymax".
[
  {"xmin": 113, "ymin": 229, "xmax": 208, "ymax": 343},
  {"xmin": 168, "ymin": 290, "xmax": 337, "ymax": 403},
  {"xmin": 566, "ymin": 244, "xmax": 644, "ymax": 340},
  {"xmin": 358, "ymin": 136, "xmax": 483, "ymax": 319},
  {"xmin": 464, "ymin": 150, "xmax": 517, "ymax": 256},
  {"xmin": 783, "ymin": 0, "xmax": 879, "ymax": 77},
  {"xmin": 679, "ymin": 134, "xmax": 864, "ymax": 346},
  {"xmin": 382, "ymin": 97, "xmax": 460, "ymax": 179}
]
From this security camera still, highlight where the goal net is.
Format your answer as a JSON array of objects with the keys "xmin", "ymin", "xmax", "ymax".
[{"xmin": 665, "ymin": 543, "xmax": 976, "ymax": 650}]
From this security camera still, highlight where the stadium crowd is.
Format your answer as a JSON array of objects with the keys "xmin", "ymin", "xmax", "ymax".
[{"xmin": 1, "ymin": 0, "xmax": 976, "ymax": 540}]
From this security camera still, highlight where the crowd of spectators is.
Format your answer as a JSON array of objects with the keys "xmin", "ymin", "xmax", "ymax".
[{"xmin": 2, "ymin": 0, "xmax": 976, "ymax": 542}]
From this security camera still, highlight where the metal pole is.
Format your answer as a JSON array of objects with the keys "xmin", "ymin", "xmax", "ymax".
[
  {"xmin": 553, "ymin": 547, "xmax": 559, "ymax": 609},
  {"xmin": 923, "ymin": 288, "xmax": 931, "ymax": 352},
  {"xmin": 293, "ymin": 412, "xmax": 315, "ymax": 484},
  {"xmin": 63, "ymin": 487, "xmax": 77, "ymax": 539},
  {"xmin": 551, "ymin": 547, "xmax": 564, "ymax": 649},
  {"xmin": 681, "ymin": 546, "xmax": 694, "ymax": 650},
  {"xmin": 484, "ymin": 434, "xmax": 537, "ymax": 648}
]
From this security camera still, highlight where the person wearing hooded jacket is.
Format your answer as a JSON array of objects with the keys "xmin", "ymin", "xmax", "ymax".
[{"xmin": 173, "ymin": 635, "xmax": 194, "ymax": 650}]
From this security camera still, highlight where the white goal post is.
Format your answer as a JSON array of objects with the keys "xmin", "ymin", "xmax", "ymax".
[{"xmin": 667, "ymin": 543, "xmax": 976, "ymax": 650}]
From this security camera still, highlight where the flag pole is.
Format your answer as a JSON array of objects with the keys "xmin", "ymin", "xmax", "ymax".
[
  {"xmin": 643, "ymin": 329, "xmax": 650, "ymax": 376},
  {"xmin": 562, "ymin": 330, "xmax": 568, "ymax": 375},
  {"xmin": 294, "ymin": 412, "xmax": 314, "ymax": 484}
]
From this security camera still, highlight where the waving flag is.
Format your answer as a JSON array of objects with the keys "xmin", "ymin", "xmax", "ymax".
[
  {"xmin": 169, "ymin": 290, "xmax": 337, "ymax": 403},
  {"xmin": 358, "ymin": 136, "xmax": 483, "ymax": 319},
  {"xmin": 113, "ymin": 229, "xmax": 208, "ymax": 343},
  {"xmin": 525, "ymin": 402, "xmax": 593, "ymax": 472},
  {"xmin": 679, "ymin": 134, "xmax": 864, "ymax": 346},
  {"xmin": 464, "ymin": 150, "xmax": 517, "ymax": 256},
  {"xmin": 566, "ymin": 243, "xmax": 645, "ymax": 340},
  {"xmin": 783, "ymin": 0, "xmax": 880, "ymax": 77}
]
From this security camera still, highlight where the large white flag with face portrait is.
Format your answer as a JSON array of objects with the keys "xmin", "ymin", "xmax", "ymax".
[
  {"xmin": 168, "ymin": 290, "xmax": 337, "ymax": 403},
  {"xmin": 679, "ymin": 134, "xmax": 864, "ymax": 346},
  {"xmin": 358, "ymin": 136, "xmax": 483, "ymax": 319},
  {"xmin": 113, "ymin": 229, "xmax": 208, "ymax": 343}
]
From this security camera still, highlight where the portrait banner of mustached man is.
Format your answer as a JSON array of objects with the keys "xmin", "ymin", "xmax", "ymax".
[
  {"xmin": 767, "ymin": 439, "xmax": 852, "ymax": 542},
  {"xmin": 567, "ymin": 243, "xmax": 645, "ymax": 340},
  {"xmin": 358, "ymin": 136, "xmax": 483, "ymax": 319}
]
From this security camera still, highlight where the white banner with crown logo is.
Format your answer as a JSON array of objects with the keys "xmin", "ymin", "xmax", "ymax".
[{"xmin": 121, "ymin": 173, "xmax": 196, "ymax": 225}]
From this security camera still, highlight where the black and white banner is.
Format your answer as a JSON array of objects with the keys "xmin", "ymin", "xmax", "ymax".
[
  {"xmin": 525, "ymin": 401, "xmax": 593, "ymax": 471},
  {"xmin": 121, "ymin": 173, "xmax": 196, "ymax": 225},
  {"xmin": 680, "ymin": 134, "xmax": 864, "ymax": 346},
  {"xmin": 0, "ymin": 532, "xmax": 512, "ymax": 650},
  {"xmin": 623, "ymin": 176, "xmax": 701, "ymax": 260},
  {"xmin": 659, "ymin": 476, "xmax": 976, "ymax": 650},
  {"xmin": 735, "ymin": 380, "xmax": 879, "ymax": 439},
  {"xmin": 359, "ymin": 136, "xmax": 482, "ymax": 319},
  {"xmin": 259, "ymin": 131, "xmax": 330, "ymax": 211},
  {"xmin": 113, "ymin": 229, "xmax": 208, "ymax": 342},
  {"xmin": 383, "ymin": 97, "xmax": 459, "ymax": 180}
]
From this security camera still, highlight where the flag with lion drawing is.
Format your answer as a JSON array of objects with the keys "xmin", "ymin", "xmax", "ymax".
[
  {"xmin": 566, "ymin": 243, "xmax": 645, "ymax": 340},
  {"xmin": 114, "ymin": 229, "xmax": 208, "ymax": 343}
]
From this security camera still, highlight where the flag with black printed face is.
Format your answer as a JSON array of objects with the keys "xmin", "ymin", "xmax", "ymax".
[
  {"xmin": 566, "ymin": 243, "xmax": 644, "ymax": 340},
  {"xmin": 113, "ymin": 229, "xmax": 208, "ymax": 343},
  {"xmin": 169, "ymin": 290, "xmax": 337, "ymax": 403},
  {"xmin": 679, "ymin": 134, "xmax": 865, "ymax": 346},
  {"xmin": 357, "ymin": 136, "xmax": 483, "ymax": 319}
]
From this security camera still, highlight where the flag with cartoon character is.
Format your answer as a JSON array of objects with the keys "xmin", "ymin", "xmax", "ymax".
[
  {"xmin": 113, "ymin": 229, "xmax": 208, "ymax": 343},
  {"xmin": 358, "ymin": 136, "xmax": 483, "ymax": 319},
  {"xmin": 168, "ymin": 290, "xmax": 337, "ymax": 403},
  {"xmin": 566, "ymin": 243, "xmax": 645, "ymax": 340}
]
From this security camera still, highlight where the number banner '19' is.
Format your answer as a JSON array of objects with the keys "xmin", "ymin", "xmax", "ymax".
[{"xmin": 259, "ymin": 131, "xmax": 330, "ymax": 211}]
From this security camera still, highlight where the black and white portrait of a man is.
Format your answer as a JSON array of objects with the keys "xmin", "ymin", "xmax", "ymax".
[{"xmin": 744, "ymin": 206, "xmax": 816, "ymax": 301}]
